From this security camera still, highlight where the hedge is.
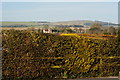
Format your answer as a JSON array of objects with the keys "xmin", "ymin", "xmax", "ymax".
[{"xmin": 2, "ymin": 30, "xmax": 120, "ymax": 79}]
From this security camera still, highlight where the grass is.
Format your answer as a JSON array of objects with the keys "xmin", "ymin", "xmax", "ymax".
[{"xmin": 1, "ymin": 22, "xmax": 39, "ymax": 26}]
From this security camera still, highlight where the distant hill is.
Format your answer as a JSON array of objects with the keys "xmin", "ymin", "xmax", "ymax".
[
  {"xmin": 49, "ymin": 20, "xmax": 94, "ymax": 26},
  {"xmin": 47, "ymin": 20, "xmax": 118, "ymax": 27},
  {"xmin": 0, "ymin": 20, "xmax": 118, "ymax": 27}
]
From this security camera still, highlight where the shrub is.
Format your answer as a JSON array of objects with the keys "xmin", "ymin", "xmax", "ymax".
[{"xmin": 2, "ymin": 30, "xmax": 120, "ymax": 79}]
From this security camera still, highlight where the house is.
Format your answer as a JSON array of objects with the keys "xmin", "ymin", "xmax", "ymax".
[{"xmin": 43, "ymin": 29, "xmax": 52, "ymax": 33}]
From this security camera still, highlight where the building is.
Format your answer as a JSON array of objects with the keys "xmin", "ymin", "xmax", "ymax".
[{"xmin": 43, "ymin": 29, "xmax": 52, "ymax": 33}]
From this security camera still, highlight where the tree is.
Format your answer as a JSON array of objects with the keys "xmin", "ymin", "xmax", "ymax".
[
  {"xmin": 89, "ymin": 23, "xmax": 102, "ymax": 34},
  {"xmin": 63, "ymin": 29, "xmax": 75, "ymax": 33},
  {"xmin": 91, "ymin": 23, "xmax": 102, "ymax": 28},
  {"xmin": 117, "ymin": 27, "xmax": 120, "ymax": 42},
  {"xmin": 108, "ymin": 26, "xmax": 116, "ymax": 35}
]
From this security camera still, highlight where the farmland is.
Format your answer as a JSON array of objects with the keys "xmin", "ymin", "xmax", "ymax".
[
  {"xmin": 1, "ymin": 22, "xmax": 39, "ymax": 25},
  {"xmin": 1, "ymin": 1, "xmax": 119, "ymax": 79},
  {"xmin": 1, "ymin": 21, "xmax": 120, "ymax": 79}
]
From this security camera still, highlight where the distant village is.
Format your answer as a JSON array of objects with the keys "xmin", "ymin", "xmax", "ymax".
[
  {"xmin": 32, "ymin": 20, "xmax": 119, "ymax": 35},
  {"xmin": 42, "ymin": 26, "xmax": 90, "ymax": 34},
  {"xmin": 32, "ymin": 23, "xmax": 118, "ymax": 35},
  {"xmin": 1, "ymin": 20, "xmax": 119, "ymax": 35}
]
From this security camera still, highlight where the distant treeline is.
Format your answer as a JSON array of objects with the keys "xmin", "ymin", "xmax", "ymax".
[
  {"xmin": 54, "ymin": 24, "xmax": 84, "ymax": 27},
  {"xmin": 1, "ymin": 24, "xmax": 84, "ymax": 28}
]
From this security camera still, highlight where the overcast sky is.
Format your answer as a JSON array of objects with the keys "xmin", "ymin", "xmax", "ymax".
[{"xmin": 1, "ymin": 2, "xmax": 119, "ymax": 23}]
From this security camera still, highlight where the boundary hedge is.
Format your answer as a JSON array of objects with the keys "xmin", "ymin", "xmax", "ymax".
[{"xmin": 2, "ymin": 30, "xmax": 120, "ymax": 79}]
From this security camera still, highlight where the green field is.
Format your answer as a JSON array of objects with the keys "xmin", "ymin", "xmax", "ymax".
[{"xmin": 1, "ymin": 22, "xmax": 39, "ymax": 26}]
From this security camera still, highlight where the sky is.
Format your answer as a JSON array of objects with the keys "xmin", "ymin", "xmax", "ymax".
[
  {"xmin": 1, "ymin": 2, "xmax": 119, "ymax": 24},
  {"xmin": 1, "ymin": 0, "xmax": 120, "ymax": 2}
]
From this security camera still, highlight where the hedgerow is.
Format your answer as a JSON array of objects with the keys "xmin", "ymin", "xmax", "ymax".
[{"xmin": 2, "ymin": 30, "xmax": 120, "ymax": 79}]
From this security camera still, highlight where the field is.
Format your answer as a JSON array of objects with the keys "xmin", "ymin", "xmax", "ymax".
[
  {"xmin": 1, "ymin": 22, "xmax": 39, "ymax": 26},
  {"xmin": 2, "ymin": 27, "xmax": 38, "ymax": 30}
]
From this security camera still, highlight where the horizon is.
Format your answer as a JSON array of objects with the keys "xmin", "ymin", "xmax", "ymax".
[
  {"xmin": 1, "ymin": 2, "xmax": 118, "ymax": 24},
  {"xmin": 0, "ymin": 20, "xmax": 119, "ymax": 24},
  {"xmin": 0, "ymin": 20, "xmax": 118, "ymax": 24}
]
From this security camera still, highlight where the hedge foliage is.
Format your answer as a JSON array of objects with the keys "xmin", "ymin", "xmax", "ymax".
[{"xmin": 2, "ymin": 30, "xmax": 120, "ymax": 79}]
